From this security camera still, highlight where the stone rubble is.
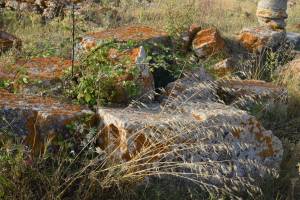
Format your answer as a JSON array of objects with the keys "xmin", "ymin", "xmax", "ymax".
[
  {"xmin": 97, "ymin": 79, "xmax": 283, "ymax": 189},
  {"xmin": 0, "ymin": 89, "xmax": 94, "ymax": 153},
  {"xmin": 0, "ymin": 57, "xmax": 72, "ymax": 95},
  {"xmin": 75, "ymin": 25, "xmax": 171, "ymax": 57},
  {"xmin": 238, "ymin": 26, "xmax": 286, "ymax": 53},
  {"xmin": 192, "ymin": 28, "xmax": 226, "ymax": 58}
]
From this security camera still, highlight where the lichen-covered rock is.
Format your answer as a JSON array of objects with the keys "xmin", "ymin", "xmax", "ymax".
[
  {"xmin": 180, "ymin": 24, "xmax": 202, "ymax": 52},
  {"xmin": 0, "ymin": 57, "xmax": 72, "ymax": 95},
  {"xmin": 0, "ymin": 89, "xmax": 94, "ymax": 153},
  {"xmin": 76, "ymin": 26, "xmax": 170, "ymax": 57},
  {"xmin": 192, "ymin": 28, "xmax": 226, "ymax": 58},
  {"xmin": 97, "ymin": 98, "xmax": 283, "ymax": 189},
  {"xmin": 256, "ymin": 0, "xmax": 288, "ymax": 29},
  {"xmin": 96, "ymin": 71, "xmax": 283, "ymax": 190},
  {"xmin": 238, "ymin": 26, "xmax": 286, "ymax": 53},
  {"xmin": 0, "ymin": 31, "xmax": 22, "ymax": 53}
]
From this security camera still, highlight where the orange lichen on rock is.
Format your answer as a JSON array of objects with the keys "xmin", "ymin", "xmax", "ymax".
[
  {"xmin": 0, "ymin": 57, "xmax": 73, "ymax": 81},
  {"xmin": 238, "ymin": 26, "xmax": 286, "ymax": 53},
  {"xmin": 239, "ymin": 31, "xmax": 268, "ymax": 52},
  {"xmin": 192, "ymin": 28, "xmax": 226, "ymax": 58},
  {"xmin": 0, "ymin": 90, "xmax": 94, "ymax": 154},
  {"xmin": 241, "ymin": 118, "xmax": 278, "ymax": 159},
  {"xmin": 86, "ymin": 26, "xmax": 168, "ymax": 42}
]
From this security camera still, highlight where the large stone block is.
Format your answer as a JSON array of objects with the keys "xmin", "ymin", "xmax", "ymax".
[
  {"xmin": 0, "ymin": 89, "xmax": 94, "ymax": 153},
  {"xmin": 76, "ymin": 26, "xmax": 171, "ymax": 57},
  {"xmin": 238, "ymin": 26, "xmax": 286, "ymax": 53},
  {"xmin": 97, "ymin": 99, "xmax": 283, "ymax": 188},
  {"xmin": 192, "ymin": 28, "xmax": 226, "ymax": 58},
  {"xmin": 0, "ymin": 57, "xmax": 72, "ymax": 95}
]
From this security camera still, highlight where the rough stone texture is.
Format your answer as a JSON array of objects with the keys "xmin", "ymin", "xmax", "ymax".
[
  {"xmin": 76, "ymin": 26, "xmax": 170, "ymax": 57},
  {"xmin": 238, "ymin": 26, "xmax": 286, "ymax": 53},
  {"xmin": 96, "ymin": 67, "xmax": 283, "ymax": 189},
  {"xmin": 0, "ymin": 89, "xmax": 94, "ymax": 152},
  {"xmin": 0, "ymin": 57, "xmax": 72, "ymax": 94},
  {"xmin": 0, "ymin": 31, "xmax": 22, "ymax": 53},
  {"xmin": 192, "ymin": 28, "xmax": 226, "ymax": 58},
  {"xmin": 97, "ymin": 97, "xmax": 283, "ymax": 188},
  {"xmin": 106, "ymin": 46, "xmax": 155, "ymax": 103},
  {"xmin": 180, "ymin": 24, "xmax": 202, "ymax": 52},
  {"xmin": 212, "ymin": 57, "xmax": 239, "ymax": 77},
  {"xmin": 256, "ymin": 0, "xmax": 288, "ymax": 29},
  {"xmin": 287, "ymin": 32, "xmax": 300, "ymax": 51}
]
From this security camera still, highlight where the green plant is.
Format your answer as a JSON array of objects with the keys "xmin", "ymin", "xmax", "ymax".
[{"xmin": 65, "ymin": 40, "xmax": 142, "ymax": 105}]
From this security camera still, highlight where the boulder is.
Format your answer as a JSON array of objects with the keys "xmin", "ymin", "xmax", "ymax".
[
  {"xmin": 0, "ymin": 89, "xmax": 94, "ymax": 153},
  {"xmin": 162, "ymin": 68, "xmax": 215, "ymax": 105},
  {"xmin": 96, "ymin": 71, "xmax": 283, "ymax": 191},
  {"xmin": 256, "ymin": 0, "xmax": 288, "ymax": 29},
  {"xmin": 179, "ymin": 24, "xmax": 202, "ymax": 52},
  {"xmin": 0, "ymin": 57, "xmax": 72, "ymax": 95},
  {"xmin": 192, "ymin": 28, "xmax": 226, "ymax": 58},
  {"xmin": 97, "ymin": 97, "xmax": 283, "ymax": 190},
  {"xmin": 76, "ymin": 26, "xmax": 171, "ymax": 57},
  {"xmin": 0, "ymin": 31, "xmax": 22, "ymax": 53},
  {"xmin": 238, "ymin": 26, "xmax": 286, "ymax": 53}
]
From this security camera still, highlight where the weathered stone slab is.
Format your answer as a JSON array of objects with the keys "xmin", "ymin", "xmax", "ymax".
[
  {"xmin": 97, "ymin": 99, "xmax": 283, "ymax": 188},
  {"xmin": 76, "ymin": 26, "xmax": 171, "ymax": 56},
  {"xmin": 0, "ymin": 57, "xmax": 72, "ymax": 94},
  {"xmin": 0, "ymin": 31, "xmax": 22, "ymax": 53},
  {"xmin": 238, "ymin": 26, "xmax": 286, "ymax": 53},
  {"xmin": 0, "ymin": 89, "xmax": 94, "ymax": 152},
  {"xmin": 192, "ymin": 28, "xmax": 226, "ymax": 58}
]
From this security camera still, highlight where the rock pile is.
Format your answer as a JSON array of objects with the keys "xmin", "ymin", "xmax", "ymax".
[
  {"xmin": 97, "ymin": 73, "xmax": 283, "ymax": 190},
  {"xmin": 0, "ymin": 0, "xmax": 75, "ymax": 19}
]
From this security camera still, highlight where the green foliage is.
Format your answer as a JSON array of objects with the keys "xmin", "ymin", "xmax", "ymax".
[{"xmin": 65, "ymin": 40, "xmax": 142, "ymax": 105}]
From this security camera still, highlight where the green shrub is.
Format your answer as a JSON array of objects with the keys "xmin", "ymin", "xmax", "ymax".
[{"xmin": 65, "ymin": 40, "xmax": 142, "ymax": 105}]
